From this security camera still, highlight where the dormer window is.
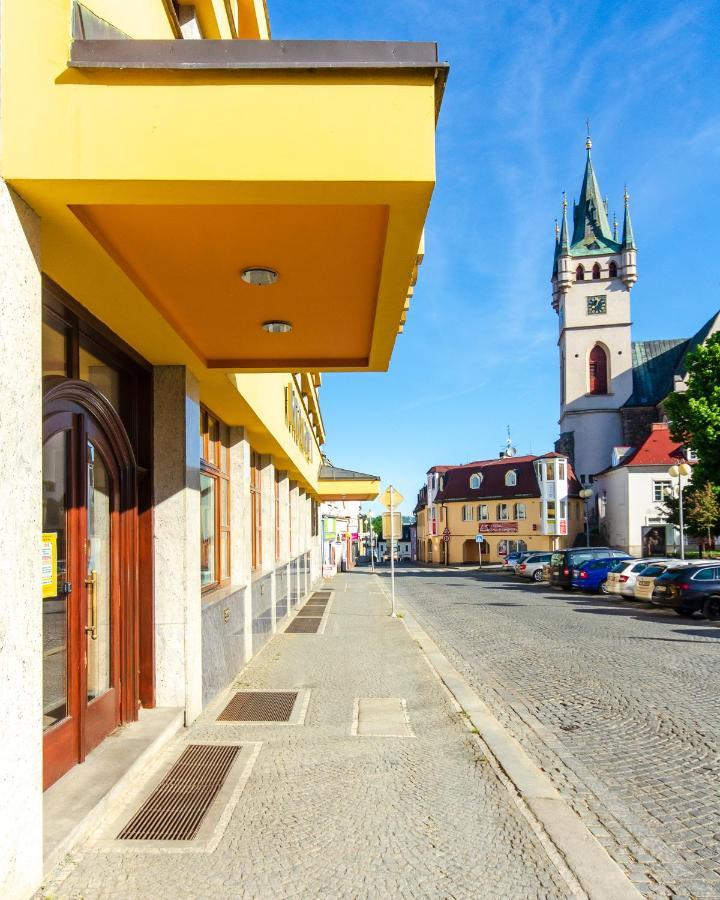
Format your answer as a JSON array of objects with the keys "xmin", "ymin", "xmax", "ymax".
[
  {"xmin": 504, "ymin": 470, "xmax": 517, "ymax": 487},
  {"xmin": 469, "ymin": 472, "xmax": 483, "ymax": 490}
]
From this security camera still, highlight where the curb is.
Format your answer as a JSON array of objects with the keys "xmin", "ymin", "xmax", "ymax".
[{"xmin": 394, "ymin": 599, "xmax": 642, "ymax": 900}]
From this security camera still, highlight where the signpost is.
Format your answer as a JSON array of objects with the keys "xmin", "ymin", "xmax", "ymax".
[
  {"xmin": 475, "ymin": 532, "xmax": 484, "ymax": 570},
  {"xmin": 380, "ymin": 485, "xmax": 404, "ymax": 617}
]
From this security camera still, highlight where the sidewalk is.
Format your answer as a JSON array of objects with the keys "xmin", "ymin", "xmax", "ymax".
[{"xmin": 42, "ymin": 571, "xmax": 571, "ymax": 899}]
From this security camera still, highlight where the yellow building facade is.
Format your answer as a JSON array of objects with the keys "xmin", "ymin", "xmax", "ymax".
[
  {"xmin": 415, "ymin": 455, "xmax": 585, "ymax": 565},
  {"xmin": 0, "ymin": 3, "xmax": 446, "ymax": 894}
]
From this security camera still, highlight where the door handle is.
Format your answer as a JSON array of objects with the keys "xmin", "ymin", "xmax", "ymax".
[{"xmin": 85, "ymin": 569, "xmax": 98, "ymax": 640}]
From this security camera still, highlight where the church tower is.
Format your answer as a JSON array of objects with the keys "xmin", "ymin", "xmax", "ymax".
[{"xmin": 552, "ymin": 136, "xmax": 638, "ymax": 485}]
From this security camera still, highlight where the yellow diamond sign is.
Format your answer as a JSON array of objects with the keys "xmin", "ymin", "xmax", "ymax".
[{"xmin": 379, "ymin": 485, "xmax": 404, "ymax": 509}]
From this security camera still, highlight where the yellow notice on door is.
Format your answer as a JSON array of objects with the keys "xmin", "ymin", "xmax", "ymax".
[{"xmin": 42, "ymin": 532, "xmax": 58, "ymax": 599}]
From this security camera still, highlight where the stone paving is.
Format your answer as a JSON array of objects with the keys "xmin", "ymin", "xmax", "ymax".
[
  {"xmin": 390, "ymin": 564, "xmax": 720, "ymax": 900},
  {"xmin": 41, "ymin": 572, "xmax": 569, "ymax": 899}
]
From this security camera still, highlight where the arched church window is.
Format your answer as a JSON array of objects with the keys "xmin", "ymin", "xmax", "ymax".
[
  {"xmin": 589, "ymin": 345, "xmax": 608, "ymax": 394},
  {"xmin": 609, "ymin": 260, "xmax": 618, "ymax": 278},
  {"xmin": 592, "ymin": 263, "xmax": 601, "ymax": 280},
  {"xmin": 575, "ymin": 265, "xmax": 585, "ymax": 281}
]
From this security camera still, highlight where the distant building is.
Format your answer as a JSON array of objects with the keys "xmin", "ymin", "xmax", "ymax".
[
  {"xmin": 551, "ymin": 137, "xmax": 719, "ymax": 494},
  {"xmin": 594, "ymin": 423, "xmax": 694, "ymax": 557},
  {"xmin": 415, "ymin": 453, "xmax": 584, "ymax": 564}
]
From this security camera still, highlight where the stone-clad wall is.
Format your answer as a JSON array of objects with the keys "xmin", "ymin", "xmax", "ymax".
[{"xmin": 201, "ymin": 587, "xmax": 247, "ymax": 708}]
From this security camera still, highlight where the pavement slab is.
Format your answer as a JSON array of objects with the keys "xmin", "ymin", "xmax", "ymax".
[{"xmin": 40, "ymin": 571, "xmax": 571, "ymax": 900}]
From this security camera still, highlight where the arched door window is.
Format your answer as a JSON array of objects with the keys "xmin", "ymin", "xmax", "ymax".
[
  {"xmin": 589, "ymin": 345, "xmax": 608, "ymax": 394},
  {"xmin": 575, "ymin": 265, "xmax": 585, "ymax": 281}
]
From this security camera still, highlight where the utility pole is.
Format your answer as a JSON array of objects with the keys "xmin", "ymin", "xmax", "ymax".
[
  {"xmin": 390, "ymin": 486, "xmax": 396, "ymax": 616},
  {"xmin": 368, "ymin": 510, "xmax": 375, "ymax": 572}
]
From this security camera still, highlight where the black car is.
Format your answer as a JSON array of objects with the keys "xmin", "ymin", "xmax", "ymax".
[
  {"xmin": 650, "ymin": 564, "xmax": 720, "ymax": 619},
  {"xmin": 549, "ymin": 547, "xmax": 630, "ymax": 590}
]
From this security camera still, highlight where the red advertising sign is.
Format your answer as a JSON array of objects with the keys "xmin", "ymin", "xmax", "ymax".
[
  {"xmin": 559, "ymin": 520, "xmax": 567, "ymax": 535},
  {"xmin": 478, "ymin": 522, "xmax": 518, "ymax": 534}
]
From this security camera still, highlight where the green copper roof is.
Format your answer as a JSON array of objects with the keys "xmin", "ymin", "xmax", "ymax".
[
  {"xmin": 624, "ymin": 339, "xmax": 688, "ymax": 407},
  {"xmin": 674, "ymin": 310, "xmax": 720, "ymax": 380},
  {"xmin": 570, "ymin": 143, "xmax": 621, "ymax": 257},
  {"xmin": 621, "ymin": 194, "xmax": 636, "ymax": 250}
]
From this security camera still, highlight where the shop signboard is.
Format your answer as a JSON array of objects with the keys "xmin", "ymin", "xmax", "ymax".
[
  {"xmin": 478, "ymin": 522, "xmax": 518, "ymax": 534},
  {"xmin": 323, "ymin": 517, "xmax": 337, "ymax": 540}
]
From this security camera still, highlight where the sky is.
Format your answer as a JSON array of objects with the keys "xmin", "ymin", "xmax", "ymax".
[{"xmin": 270, "ymin": 0, "xmax": 720, "ymax": 518}]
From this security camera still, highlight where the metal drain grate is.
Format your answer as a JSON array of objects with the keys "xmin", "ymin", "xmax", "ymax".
[
  {"xmin": 297, "ymin": 607, "xmax": 325, "ymax": 617},
  {"xmin": 286, "ymin": 617, "xmax": 322, "ymax": 633},
  {"xmin": 218, "ymin": 691, "xmax": 298, "ymax": 722},
  {"xmin": 117, "ymin": 744, "xmax": 240, "ymax": 841},
  {"xmin": 311, "ymin": 591, "xmax": 331, "ymax": 600}
]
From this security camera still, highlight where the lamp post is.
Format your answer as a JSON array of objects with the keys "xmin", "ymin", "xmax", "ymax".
[
  {"xmin": 579, "ymin": 488, "xmax": 593, "ymax": 547},
  {"xmin": 668, "ymin": 462, "xmax": 692, "ymax": 560}
]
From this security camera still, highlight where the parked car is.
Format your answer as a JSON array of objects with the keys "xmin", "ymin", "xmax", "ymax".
[
  {"xmin": 503, "ymin": 551, "xmax": 526, "ymax": 570},
  {"xmin": 633, "ymin": 560, "xmax": 687, "ymax": 601},
  {"xmin": 606, "ymin": 558, "xmax": 657, "ymax": 598},
  {"xmin": 517, "ymin": 552, "xmax": 553, "ymax": 582},
  {"xmin": 650, "ymin": 564, "xmax": 720, "ymax": 618},
  {"xmin": 571, "ymin": 556, "xmax": 631, "ymax": 593},
  {"xmin": 549, "ymin": 547, "xmax": 630, "ymax": 590}
]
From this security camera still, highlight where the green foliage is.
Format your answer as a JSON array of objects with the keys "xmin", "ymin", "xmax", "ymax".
[
  {"xmin": 665, "ymin": 333, "xmax": 720, "ymax": 487},
  {"xmin": 371, "ymin": 515, "xmax": 383, "ymax": 538},
  {"xmin": 663, "ymin": 482, "xmax": 720, "ymax": 542}
]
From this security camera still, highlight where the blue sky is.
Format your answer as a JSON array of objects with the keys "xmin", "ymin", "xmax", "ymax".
[{"xmin": 271, "ymin": 0, "xmax": 720, "ymax": 517}]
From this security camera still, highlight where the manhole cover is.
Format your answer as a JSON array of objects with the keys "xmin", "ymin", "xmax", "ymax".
[
  {"xmin": 217, "ymin": 691, "xmax": 298, "ymax": 722},
  {"xmin": 286, "ymin": 617, "xmax": 322, "ymax": 634},
  {"xmin": 117, "ymin": 744, "xmax": 240, "ymax": 841}
]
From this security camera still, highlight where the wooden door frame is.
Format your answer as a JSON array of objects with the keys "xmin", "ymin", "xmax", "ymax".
[{"xmin": 44, "ymin": 379, "xmax": 140, "ymax": 731}]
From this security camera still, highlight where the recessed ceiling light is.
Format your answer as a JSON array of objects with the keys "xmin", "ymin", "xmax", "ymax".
[
  {"xmin": 241, "ymin": 267, "xmax": 278, "ymax": 286},
  {"xmin": 262, "ymin": 320, "xmax": 292, "ymax": 334}
]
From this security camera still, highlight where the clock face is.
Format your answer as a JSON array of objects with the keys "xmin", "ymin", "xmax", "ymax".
[{"xmin": 587, "ymin": 294, "xmax": 607, "ymax": 315}]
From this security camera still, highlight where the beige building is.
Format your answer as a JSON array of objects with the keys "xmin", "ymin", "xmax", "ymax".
[{"xmin": 416, "ymin": 454, "xmax": 584, "ymax": 564}]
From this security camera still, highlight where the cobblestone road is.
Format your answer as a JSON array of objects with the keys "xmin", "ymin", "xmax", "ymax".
[
  {"xmin": 43, "ymin": 572, "xmax": 569, "ymax": 900},
  {"xmin": 391, "ymin": 565, "xmax": 720, "ymax": 899}
]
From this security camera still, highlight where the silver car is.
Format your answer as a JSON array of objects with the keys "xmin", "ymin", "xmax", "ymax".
[{"xmin": 516, "ymin": 552, "xmax": 553, "ymax": 581}]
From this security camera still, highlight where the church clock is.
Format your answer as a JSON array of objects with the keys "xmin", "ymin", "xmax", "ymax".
[{"xmin": 586, "ymin": 294, "xmax": 607, "ymax": 315}]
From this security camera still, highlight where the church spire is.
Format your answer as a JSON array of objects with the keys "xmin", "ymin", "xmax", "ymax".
[
  {"xmin": 571, "ymin": 134, "xmax": 614, "ymax": 247},
  {"xmin": 558, "ymin": 192, "xmax": 570, "ymax": 254},
  {"xmin": 621, "ymin": 187, "xmax": 636, "ymax": 250}
]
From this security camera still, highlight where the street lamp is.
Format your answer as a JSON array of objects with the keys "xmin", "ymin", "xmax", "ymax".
[
  {"xmin": 667, "ymin": 462, "xmax": 692, "ymax": 560},
  {"xmin": 579, "ymin": 488, "xmax": 593, "ymax": 547}
]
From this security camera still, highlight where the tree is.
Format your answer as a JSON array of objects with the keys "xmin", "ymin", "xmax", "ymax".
[
  {"xmin": 371, "ymin": 515, "xmax": 383, "ymax": 538},
  {"xmin": 665, "ymin": 332, "xmax": 720, "ymax": 488},
  {"xmin": 663, "ymin": 483, "xmax": 720, "ymax": 550}
]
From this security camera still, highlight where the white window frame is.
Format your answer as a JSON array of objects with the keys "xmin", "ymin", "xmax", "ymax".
[
  {"xmin": 505, "ymin": 470, "xmax": 517, "ymax": 487},
  {"xmin": 462, "ymin": 504, "xmax": 473, "ymax": 522},
  {"xmin": 515, "ymin": 503, "xmax": 526, "ymax": 520},
  {"xmin": 478, "ymin": 504, "xmax": 489, "ymax": 521},
  {"xmin": 497, "ymin": 503, "xmax": 509, "ymax": 521},
  {"xmin": 469, "ymin": 472, "xmax": 483, "ymax": 489},
  {"xmin": 652, "ymin": 480, "xmax": 672, "ymax": 502}
]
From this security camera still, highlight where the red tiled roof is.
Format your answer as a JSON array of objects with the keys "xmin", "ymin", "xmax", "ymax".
[
  {"xmin": 596, "ymin": 424, "xmax": 686, "ymax": 474},
  {"xmin": 432, "ymin": 454, "xmax": 581, "ymax": 502}
]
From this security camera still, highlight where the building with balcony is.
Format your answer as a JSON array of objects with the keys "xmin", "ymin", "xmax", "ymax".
[
  {"xmin": 0, "ymin": 2, "xmax": 446, "ymax": 895},
  {"xmin": 415, "ymin": 454, "xmax": 584, "ymax": 564}
]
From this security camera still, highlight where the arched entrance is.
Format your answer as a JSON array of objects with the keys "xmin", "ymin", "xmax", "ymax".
[
  {"xmin": 42, "ymin": 380, "xmax": 139, "ymax": 789},
  {"xmin": 427, "ymin": 539, "xmax": 433, "ymax": 562},
  {"xmin": 462, "ymin": 539, "xmax": 480, "ymax": 563}
]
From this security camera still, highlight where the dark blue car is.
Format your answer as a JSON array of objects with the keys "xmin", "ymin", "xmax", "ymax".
[{"xmin": 571, "ymin": 556, "xmax": 631, "ymax": 594}]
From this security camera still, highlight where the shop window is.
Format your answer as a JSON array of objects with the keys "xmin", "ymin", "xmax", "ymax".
[
  {"xmin": 42, "ymin": 317, "xmax": 69, "ymax": 378},
  {"xmin": 200, "ymin": 407, "xmax": 231, "ymax": 589},
  {"xmin": 589, "ymin": 345, "xmax": 608, "ymax": 394},
  {"xmin": 251, "ymin": 450, "xmax": 262, "ymax": 571},
  {"xmin": 79, "ymin": 345, "xmax": 121, "ymax": 413},
  {"xmin": 497, "ymin": 503, "xmax": 509, "ymax": 520}
]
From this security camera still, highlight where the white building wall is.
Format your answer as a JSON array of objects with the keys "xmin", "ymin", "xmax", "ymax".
[{"xmin": 0, "ymin": 183, "xmax": 43, "ymax": 900}]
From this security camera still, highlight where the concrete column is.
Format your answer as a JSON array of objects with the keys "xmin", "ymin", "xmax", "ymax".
[
  {"xmin": 259, "ymin": 455, "xmax": 276, "ymax": 628},
  {"xmin": 229, "ymin": 427, "xmax": 252, "ymax": 662},
  {"xmin": 0, "ymin": 184, "xmax": 43, "ymax": 899},
  {"xmin": 277, "ymin": 472, "xmax": 290, "ymax": 563},
  {"xmin": 152, "ymin": 367, "xmax": 202, "ymax": 725}
]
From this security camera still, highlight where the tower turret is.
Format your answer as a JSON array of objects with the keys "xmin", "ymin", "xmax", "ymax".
[{"xmin": 620, "ymin": 188, "xmax": 637, "ymax": 287}]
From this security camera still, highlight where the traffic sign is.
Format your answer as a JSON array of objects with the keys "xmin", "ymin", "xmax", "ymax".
[
  {"xmin": 379, "ymin": 485, "xmax": 404, "ymax": 509},
  {"xmin": 442, "ymin": 527, "xmax": 450, "ymax": 543},
  {"xmin": 475, "ymin": 534, "xmax": 484, "ymax": 543}
]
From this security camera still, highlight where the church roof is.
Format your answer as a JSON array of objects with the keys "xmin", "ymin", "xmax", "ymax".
[
  {"xmin": 570, "ymin": 140, "xmax": 622, "ymax": 257},
  {"xmin": 625, "ymin": 310, "xmax": 720, "ymax": 408},
  {"xmin": 624, "ymin": 339, "xmax": 688, "ymax": 407}
]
